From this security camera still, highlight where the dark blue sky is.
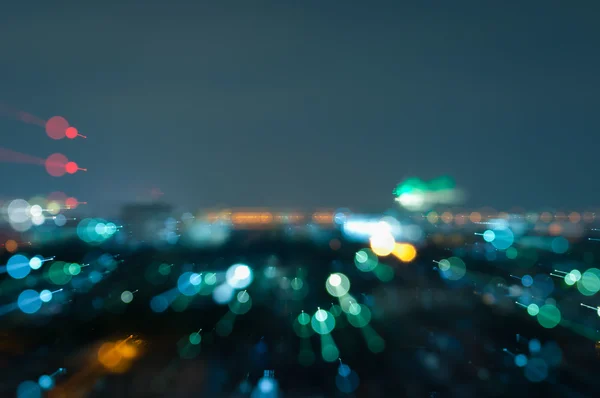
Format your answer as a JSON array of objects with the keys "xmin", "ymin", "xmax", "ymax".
[{"xmin": 1, "ymin": 1, "xmax": 598, "ymax": 214}]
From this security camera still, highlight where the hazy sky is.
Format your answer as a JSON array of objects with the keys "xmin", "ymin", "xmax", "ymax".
[{"xmin": 1, "ymin": 1, "xmax": 599, "ymax": 214}]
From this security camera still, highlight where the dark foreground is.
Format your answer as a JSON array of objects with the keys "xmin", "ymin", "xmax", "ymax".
[{"xmin": 1, "ymin": 234, "xmax": 600, "ymax": 398}]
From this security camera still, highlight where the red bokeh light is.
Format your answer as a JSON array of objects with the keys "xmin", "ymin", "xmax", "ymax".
[
  {"xmin": 65, "ymin": 127, "xmax": 78, "ymax": 139},
  {"xmin": 65, "ymin": 197, "xmax": 78, "ymax": 209},
  {"xmin": 65, "ymin": 161, "xmax": 78, "ymax": 174},
  {"xmin": 45, "ymin": 153, "xmax": 68, "ymax": 177},
  {"xmin": 45, "ymin": 116, "xmax": 69, "ymax": 140}
]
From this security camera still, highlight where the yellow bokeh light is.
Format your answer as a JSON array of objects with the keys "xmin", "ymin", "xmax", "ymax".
[
  {"xmin": 426, "ymin": 211, "xmax": 439, "ymax": 224},
  {"xmin": 47, "ymin": 201, "xmax": 61, "ymax": 215},
  {"xmin": 392, "ymin": 243, "xmax": 417, "ymax": 262},
  {"xmin": 370, "ymin": 232, "xmax": 395, "ymax": 256}
]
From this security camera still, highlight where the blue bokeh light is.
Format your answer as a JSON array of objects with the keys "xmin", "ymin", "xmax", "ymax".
[
  {"xmin": 17, "ymin": 380, "xmax": 41, "ymax": 398},
  {"xmin": 7, "ymin": 254, "xmax": 31, "ymax": 279},
  {"xmin": 150, "ymin": 296, "xmax": 169, "ymax": 313},
  {"xmin": 529, "ymin": 339, "xmax": 541, "ymax": 354},
  {"xmin": 177, "ymin": 272, "xmax": 200, "ymax": 296},
  {"xmin": 483, "ymin": 230, "xmax": 495, "ymax": 242},
  {"xmin": 38, "ymin": 375, "xmax": 54, "ymax": 390},
  {"xmin": 39, "ymin": 290, "xmax": 53, "ymax": 302},
  {"xmin": 18, "ymin": 290, "xmax": 42, "ymax": 314},
  {"xmin": 515, "ymin": 354, "xmax": 528, "ymax": 367}
]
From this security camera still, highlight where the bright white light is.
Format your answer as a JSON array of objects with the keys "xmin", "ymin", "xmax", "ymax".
[
  {"xmin": 343, "ymin": 218, "xmax": 400, "ymax": 242},
  {"xmin": 328, "ymin": 274, "xmax": 342, "ymax": 287},
  {"xmin": 31, "ymin": 214, "xmax": 45, "ymax": 226},
  {"xmin": 29, "ymin": 257, "xmax": 42, "ymax": 270},
  {"xmin": 315, "ymin": 309, "xmax": 328, "ymax": 322},
  {"xmin": 190, "ymin": 273, "xmax": 202, "ymax": 285},
  {"xmin": 40, "ymin": 289, "xmax": 53, "ymax": 302},
  {"xmin": 234, "ymin": 265, "xmax": 250, "ymax": 280},
  {"xmin": 213, "ymin": 283, "xmax": 234, "ymax": 304},
  {"xmin": 396, "ymin": 192, "xmax": 425, "ymax": 211},
  {"xmin": 95, "ymin": 223, "xmax": 107, "ymax": 235},
  {"xmin": 369, "ymin": 231, "xmax": 396, "ymax": 256},
  {"xmin": 258, "ymin": 378, "xmax": 275, "ymax": 393},
  {"xmin": 226, "ymin": 263, "xmax": 254, "ymax": 289},
  {"xmin": 8, "ymin": 199, "xmax": 30, "ymax": 223},
  {"xmin": 30, "ymin": 205, "xmax": 43, "ymax": 217}
]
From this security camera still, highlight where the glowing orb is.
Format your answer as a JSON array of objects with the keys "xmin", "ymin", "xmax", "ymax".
[
  {"xmin": 45, "ymin": 116, "xmax": 69, "ymax": 140},
  {"xmin": 225, "ymin": 263, "xmax": 253, "ymax": 289},
  {"xmin": 311, "ymin": 309, "xmax": 335, "ymax": 334},
  {"xmin": 121, "ymin": 291, "xmax": 134, "ymax": 303},
  {"xmin": 393, "ymin": 243, "xmax": 417, "ymax": 262},
  {"xmin": 39, "ymin": 289, "xmax": 53, "ymax": 302},
  {"xmin": 29, "ymin": 256, "xmax": 42, "ymax": 269},
  {"xmin": 18, "ymin": 289, "xmax": 42, "ymax": 314},
  {"xmin": 326, "ymin": 273, "xmax": 350, "ymax": 297},
  {"xmin": 65, "ymin": 127, "xmax": 78, "ymax": 139},
  {"xmin": 65, "ymin": 197, "xmax": 78, "ymax": 209},
  {"xmin": 7, "ymin": 254, "xmax": 31, "ymax": 279},
  {"xmin": 45, "ymin": 153, "xmax": 68, "ymax": 177},
  {"xmin": 65, "ymin": 161, "xmax": 78, "ymax": 174},
  {"xmin": 369, "ymin": 232, "xmax": 395, "ymax": 256}
]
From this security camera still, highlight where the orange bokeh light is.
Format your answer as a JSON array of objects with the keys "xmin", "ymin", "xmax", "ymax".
[
  {"xmin": 568, "ymin": 212, "xmax": 581, "ymax": 223},
  {"xmin": 392, "ymin": 243, "xmax": 417, "ymax": 262},
  {"xmin": 548, "ymin": 222, "xmax": 562, "ymax": 236},
  {"xmin": 98, "ymin": 343, "xmax": 122, "ymax": 369},
  {"xmin": 115, "ymin": 340, "xmax": 138, "ymax": 359},
  {"xmin": 5, "ymin": 240, "xmax": 17, "ymax": 253},
  {"xmin": 469, "ymin": 212, "xmax": 482, "ymax": 223}
]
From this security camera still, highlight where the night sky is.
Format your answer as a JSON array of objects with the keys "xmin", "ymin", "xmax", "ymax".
[{"xmin": 1, "ymin": 1, "xmax": 599, "ymax": 215}]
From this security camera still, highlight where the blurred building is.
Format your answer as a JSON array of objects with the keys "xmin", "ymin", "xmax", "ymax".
[{"xmin": 120, "ymin": 202, "xmax": 174, "ymax": 242}]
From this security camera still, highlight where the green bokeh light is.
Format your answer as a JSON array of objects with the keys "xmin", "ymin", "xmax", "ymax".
[
  {"xmin": 527, "ymin": 304, "xmax": 539, "ymax": 316},
  {"xmin": 311, "ymin": 309, "xmax": 336, "ymax": 335},
  {"xmin": 326, "ymin": 273, "xmax": 351, "ymax": 297},
  {"xmin": 189, "ymin": 332, "xmax": 201, "ymax": 345},
  {"xmin": 47, "ymin": 261, "xmax": 72, "ymax": 285},
  {"xmin": 354, "ymin": 249, "xmax": 378, "ymax": 272},
  {"xmin": 298, "ymin": 312, "xmax": 311, "ymax": 325},
  {"xmin": 347, "ymin": 304, "xmax": 372, "ymax": 328},
  {"xmin": 537, "ymin": 304, "xmax": 561, "ymax": 329}
]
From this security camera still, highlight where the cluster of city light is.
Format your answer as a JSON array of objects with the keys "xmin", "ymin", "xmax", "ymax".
[
  {"xmin": 4, "ymin": 253, "xmax": 55, "ymax": 280},
  {"xmin": 4, "ymin": 168, "xmax": 600, "ymax": 397},
  {"xmin": 77, "ymin": 218, "xmax": 118, "ymax": 244},
  {"xmin": 2, "ymin": 195, "xmax": 82, "ymax": 233},
  {"xmin": 148, "ymin": 263, "xmax": 255, "ymax": 316}
]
